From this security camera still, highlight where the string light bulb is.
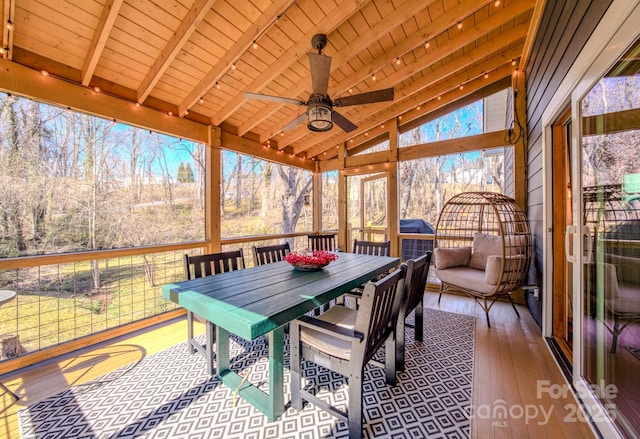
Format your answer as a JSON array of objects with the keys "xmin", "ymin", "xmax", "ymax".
[
  {"xmin": 135, "ymin": 102, "xmax": 141, "ymax": 107},
  {"xmin": 252, "ymin": 41, "xmax": 258, "ymax": 49},
  {"xmin": 231, "ymin": 63, "xmax": 236, "ymax": 70},
  {"xmin": 424, "ymin": 41, "xmax": 430, "ymax": 49},
  {"xmin": 459, "ymin": 84, "xmax": 464, "ymax": 90},
  {"xmin": 512, "ymin": 59, "xmax": 517, "ymax": 66},
  {"xmin": 494, "ymin": 0, "xmax": 501, "ymax": 6},
  {"xmin": 457, "ymin": 22, "xmax": 463, "ymax": 30},
  {"xmin": 484, "ymin": 72, "xmax": 489, "ymax": 79},
  {"xmin": 167, "ymin": 111, "xmax": 173, "ymax": 116},
  {"xmin": 371, "ymin": 73, "xmax": 376, "ymax": 81},
  {"xmin": 6, "ymin": 21, "xmax": 14, "ymax": 30},
  {"xmin": 199, "ymin": 96, "xmax": 204, "ymax": 104},
  {"xmin": 41, "ymin": 70, "xmax": 49, "ymax": 76},
  {"xmin": 437, "ymin": 95, "xmax": 442, "ymax": 100},
  {"xmin": 93, "ymin": 86, "xmax": 100, "ymax": 93},
  {"xmin": 395, "ymin": 57, "xmax": 401, "ymax": 65}
]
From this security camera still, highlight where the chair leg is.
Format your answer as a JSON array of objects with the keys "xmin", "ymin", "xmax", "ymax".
[
  {"xmin": 395, "ymin": 314, "xmax": 406, "ymax": 372},
  {"xmin": 386, "ymin": 333, "xmax": 397, "ymax": 385},
  {"xmin": 611, "ymin": 315, "xmax": 621, "ymax": 354},
  {"xmin": 415, "ymin": 301, "xmax": 424, "ymax": 342},
  {"xmin": 483, "ymin": 297, "xmax": 491, "ymax": 328},
  {"xmin": 348, "ymin": 371, "xmax": 363, "ymax": 439},
  {"xmin": 290, "ymin": 323, "xmax": 303, "ymax": 411},
  {"xmin": 507, "ymin": 295, "xmax": 521, "ymax": 318}
]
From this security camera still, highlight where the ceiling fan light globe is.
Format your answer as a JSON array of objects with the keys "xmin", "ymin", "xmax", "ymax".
[{"xmin": 308, "ymin": 103, "xmax": 333, "ymax": 132}]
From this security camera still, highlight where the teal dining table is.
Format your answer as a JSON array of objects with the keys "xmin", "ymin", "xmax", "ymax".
[{"xmin": 161, "ymin": 251, "xmax": 399, "ymax": 421}]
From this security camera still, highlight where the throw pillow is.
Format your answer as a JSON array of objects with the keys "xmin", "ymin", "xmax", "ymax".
[
  {"xmin": 469, "ymin": 232, "xmax": 502, "ymax": 270},
  {"xmin": 434, "ymin": 247, "xmax": 472, "ymax": 269}
]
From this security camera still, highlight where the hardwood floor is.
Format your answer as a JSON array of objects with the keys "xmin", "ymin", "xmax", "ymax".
[{"xmin": 0, "ymin": 293, "xmax": 596, "ymax": 439}]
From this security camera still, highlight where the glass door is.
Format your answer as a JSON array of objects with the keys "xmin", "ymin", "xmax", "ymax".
[
  {"xmin": 577, "ymin": 36, "xmax": 640, "ymax": 438},
  {"xmin": 346, "ymin": 172, "xmax": 388, "ymax": 245}
]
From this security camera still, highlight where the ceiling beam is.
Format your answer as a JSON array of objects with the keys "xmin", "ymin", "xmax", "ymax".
[
  {"xmin": 305, "ymin": 62, "xmax": 515, "ymax": 158},
  {"xmin": 294, "ymin": 35, "xmax": 525, "ymax": 155},
  {"xmin": 298, "ymin": 40, "xmax": 525, "ymax": 156},
  {"xmin": 81, "ymin": 0, "xmax": 124, "ymax": 87},
  {"xmin": 178, "ymin": 0, "xmax": 294, "ymax": 117},
  {"xmin": 0, "ymin": 57, "xmax": 209, "ymax": 144},
  {"xmin": 276, "ymin": 0, "xmax": 534, "ymax": 149},
  {"xmin": 291, "ymin": 26, "xmax": 528, "ymax": 155},
  {"xmin": 259, "ymin": 0, "xmax": 497, "ymax": 143},
  {"xmin": 236, "ymin": 0, "xmax": 446, "ymax": 137},
  {"xmin": 220, "ymin": 131, "xmax": 314, "ymax": 171},
  {"xmin": 210, "ymin": 0, "xmax": 365, "ymax": 126},
  {"xmin": 137, "ymin": 0, "xmax": 217, "ymax": 104},
  {"xmin": 519, "ymin": 0, "xmax": 547, "ymax": 71},
  {"xmin": 320, "ymin": 77, "xmax": 510, "ymax": 161}
]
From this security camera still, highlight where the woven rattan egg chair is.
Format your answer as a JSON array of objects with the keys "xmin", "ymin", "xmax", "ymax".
[{"xmin": 434, "ymin": 192, "xmax": 532, "ymax": 327}]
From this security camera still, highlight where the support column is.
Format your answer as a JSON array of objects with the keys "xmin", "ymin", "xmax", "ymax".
[
  {"xmin": 338, "ymin": 142, "xmax": 348, "ymax": 251},
  {"xmin": 209, "ymin": 126, "xmax": 222, "ymax": 253},
  {"xmin": 512, "ymin": 70, "xmax": 528, "ymax": 210},
  {"xmin": 387, "ymin": 118, "xmax": 399, "ymax": 257}
]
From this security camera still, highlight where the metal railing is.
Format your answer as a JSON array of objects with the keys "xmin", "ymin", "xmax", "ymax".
[{"xmin": 0, "ymin": 231, "xmax": 438, "ymax": 365}]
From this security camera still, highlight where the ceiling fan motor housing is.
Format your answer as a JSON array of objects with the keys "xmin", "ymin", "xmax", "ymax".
[{"xmin": 311, "ymin": 34, "xmax": 328, "ymax": 52}]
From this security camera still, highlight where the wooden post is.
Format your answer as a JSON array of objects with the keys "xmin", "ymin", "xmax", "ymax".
[
  {"xmin": 387, "ymin": 118, "xmax": 400, "ymax": 257},
  {"xmin": 209, "ymin": 126, "xmax": 222, "ymax": 253},
  {"xmin": 338, "ymin": 142, "xmax": 348, "ymax": 251},
  {"xmin": 313, "ymin": 164, "xmax": 321, "ymax": 233},
  {"xmin": 513, "ymin": 70, "xmax": 527, "ymax": 210}
]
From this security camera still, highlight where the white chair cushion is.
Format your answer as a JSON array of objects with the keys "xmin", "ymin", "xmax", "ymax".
[{"xmin": 300, "ymin": 305, "xmax": 357, "ymax": 360}]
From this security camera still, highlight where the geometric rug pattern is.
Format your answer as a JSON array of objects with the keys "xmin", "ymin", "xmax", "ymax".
[{"xmin": 18, "ymin": 308, "xmax": 475, "ymax": 439}]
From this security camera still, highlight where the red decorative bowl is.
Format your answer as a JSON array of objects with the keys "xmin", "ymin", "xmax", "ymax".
[{"xmin": 285, "ymin": 250, "xmax": 338, "ymax": 271}]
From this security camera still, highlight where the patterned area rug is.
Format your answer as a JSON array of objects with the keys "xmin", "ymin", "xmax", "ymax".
[{"xmin": 18, "ymin": 308, "xmax": 475, "ymax": 439}]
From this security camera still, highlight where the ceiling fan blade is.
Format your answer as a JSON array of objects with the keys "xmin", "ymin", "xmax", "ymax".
[
  {"xmin": 282, "ymin": 113, "xmax": 308, "ymax": 131},
  {"xmin": 308, "ymin": 52, "xmax": 332, "ymax": 96},
  {"xmin": 332, "ymin": 111, "xmax": 358, "ymax": 133},
  {"xmin": 244, "ymin": 92, "xmax": 304, "ymax": 106},
  {"xmin": 333, "ymin": 88, "xmax": 395, "ymax": 107}
]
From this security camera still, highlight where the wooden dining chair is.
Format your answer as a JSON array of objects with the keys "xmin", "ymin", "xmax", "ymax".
[
  {"xmin": 339, "ymin": 239, "xmax": 392, "ymax": 308},
  {"xmin": 396, "ymin": 251, "xmax": 432, "ymax": 371},
  {"xmin": 290, "ymin": 265, "xmax": 407, "ymax": 439},
  {"xmin": 307, "ymin": 233, "xmax": 336, "ymax": 251},
  {"xmin": 183, "ymin": 249, "xmax": 245, "ymax": 374},
  {"xmin": 252, "ymin": 242, "xmax": 290, "ymax": 266},
  {"xmin": 352, "ymin": 238, "xmax": 391, "ymax": 256}
]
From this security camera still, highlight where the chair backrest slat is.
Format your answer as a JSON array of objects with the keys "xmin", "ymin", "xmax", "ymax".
[
  {"xmin": 253, "ymin": 243, "xmax": 290, "ymax": 266},
  {"xmin": 355, "ymin": 265, "xmax": 406, "ymax": 364},
  {"xmin": 352, "ymin": 239, "xmax": 391, "ymax": 256},
  {"xmin": 403, "ymin": 251, "xmax": 432, "ymax": 315},
  {"xmin": 308, "ymin": 234, "xmax": 336, "ymax": 251},
  {"xmin": 184, "ymin": 249, "xmax": 245, "ymax": 280}
]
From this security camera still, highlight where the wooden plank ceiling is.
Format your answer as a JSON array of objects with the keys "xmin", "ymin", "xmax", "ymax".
[{"xmin": 2, "ymin": 0, "xmax": 534, "ymax": 160}]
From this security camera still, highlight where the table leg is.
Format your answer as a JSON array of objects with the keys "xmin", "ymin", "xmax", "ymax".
[{"xmin": 215, "ymin": 326, "xmax": 285, "ymax": 421}]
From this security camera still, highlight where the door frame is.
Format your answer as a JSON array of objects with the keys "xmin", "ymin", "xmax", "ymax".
[
  {"xmin": 541, "ymin": 2, "xmax": 640, "ymax": 437},
  {"xmin": 551, "ymin": 106, "xmax": 574, "ymax": 362}
]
